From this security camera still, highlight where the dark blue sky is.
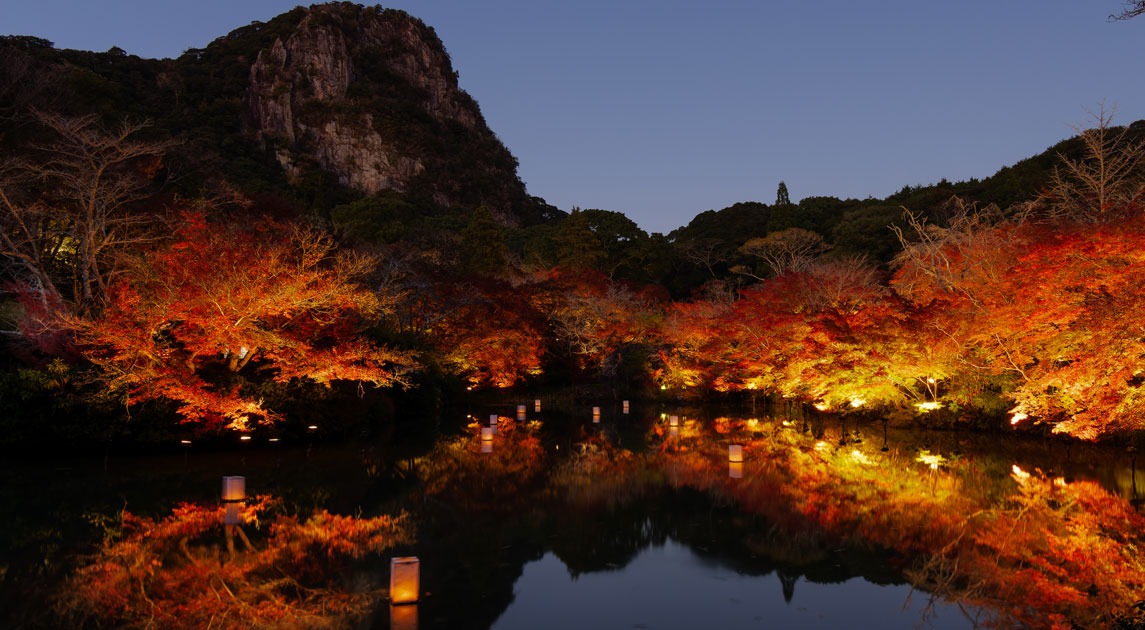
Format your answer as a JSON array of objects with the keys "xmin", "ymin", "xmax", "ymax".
[{"xmin": 8, "ymin": 1, "xmax": 1144, "ymax": 233}]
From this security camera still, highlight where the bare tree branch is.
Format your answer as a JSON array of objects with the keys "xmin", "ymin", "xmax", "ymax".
[
  {"xmin": 1109, "ymin": 1, "xmax": 1145, "ymax": 21},
  {"xmin": 0, "ymin": 112, "xmax": 174, "ymax": 324},
  {"xmin": 739, "ymin": 228, "xmax": 828, "ymax": 277},
  {"xmin": 1041, "ymin": 103, "xmax": 1145, "ymax": 223}
]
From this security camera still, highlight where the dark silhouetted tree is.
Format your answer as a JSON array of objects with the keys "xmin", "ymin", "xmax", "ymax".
[{"xmin": 776, "ymin": 181, "xmax": 791, "ymax": 206}]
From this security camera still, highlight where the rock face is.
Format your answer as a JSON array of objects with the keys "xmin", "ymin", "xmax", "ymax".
[{"xmin": 243, "ymin": 3, "xmax": 528, "ymax": 223}]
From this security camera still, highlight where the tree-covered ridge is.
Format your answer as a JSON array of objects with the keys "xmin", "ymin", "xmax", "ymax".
[{"xmin": 3, "ymin": 3, "xmax": 1145, "ymax": 447}]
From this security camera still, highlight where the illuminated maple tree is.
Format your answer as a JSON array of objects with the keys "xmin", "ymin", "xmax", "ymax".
[
  {"xmin": 432, "ymin": 279, "xmax": 546, "ymax": 389},
  {"xmin": 73, "ymin": 211, "xmax": 418, "ymax": 430},
  {"xmin": 531, "ymin": 269, "xmax": 662, "ymax": 378}
]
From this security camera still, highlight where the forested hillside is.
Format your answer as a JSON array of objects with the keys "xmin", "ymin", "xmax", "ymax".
[{"xmin": 3, "ymin": 2, "xmax": 1145, "ymax": 448}]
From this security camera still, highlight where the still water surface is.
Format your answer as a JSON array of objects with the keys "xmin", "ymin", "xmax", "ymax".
[
  {"xmin": 492, "ymin": 540, "xmax": 975, "ymax": 630},
  {"xmin": 1, "ymin": 403, "xmax": 1140, "ymax": 628}
]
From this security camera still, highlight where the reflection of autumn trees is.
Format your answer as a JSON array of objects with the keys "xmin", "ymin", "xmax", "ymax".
[
  {"xmin": 640, "ymin": 419, "xmax": 1145, "ymax": 627},
  {"xmin": 56, "ymin": 497, "xmax": 413, "ymax": 629},
  {"xmin": 418, "ymin": 417, "xmax": 548, "ymax": 513},
  {"xmin": 549, "ymin": 434, "xmax": 660, "ymax": 511}
]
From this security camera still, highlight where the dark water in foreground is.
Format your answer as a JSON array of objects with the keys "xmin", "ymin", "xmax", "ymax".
[{"xmin": 1, "ymin": 403, "xmax": 1140, "ymax": 628}]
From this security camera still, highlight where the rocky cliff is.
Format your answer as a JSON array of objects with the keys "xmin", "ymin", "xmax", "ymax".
[
  {"xmin": 0, "ymin": 3, "xmax": 543, "ymax": 226},
  {"xmin": 242, "ymin": 3, "xmax": 530, "ymax": 224}
]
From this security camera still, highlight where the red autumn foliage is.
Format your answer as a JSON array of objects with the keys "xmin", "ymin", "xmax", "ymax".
[
  {"xmin": 430, "ymin": 279, "xmax": 546, "ymax": 389},
  {"xmin": 72, "ymin": 212, "xmax": 418, "ymax": 430}
]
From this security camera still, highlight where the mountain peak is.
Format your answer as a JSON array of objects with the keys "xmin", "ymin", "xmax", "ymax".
[{"xmin": 242, "ymin": 3, "xmax": 529, "ymax": 223}]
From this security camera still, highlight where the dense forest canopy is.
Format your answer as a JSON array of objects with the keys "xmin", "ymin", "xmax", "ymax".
[{"xmin": 2, "ymin": 3, "xmax": 1145, "ymax": 447}]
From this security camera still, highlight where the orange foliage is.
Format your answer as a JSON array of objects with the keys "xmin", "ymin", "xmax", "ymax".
[
  {"xmin": 431, "ymin": 281, "xmax": 545, "ymax": 389},
  {"xmin": 73, "ymin": 212, "xmax": 418, "ymax": 429},
  {"xmin": 56, "ymin": 497, "xmax": 413, "ymax": 629},
  {"xmin": 530, "ymin": 269, "xmax": 662, "ymax": 377},
  {"xmin": 893, "ymin": 215, "xmax": 1145, "ymax": 438}
]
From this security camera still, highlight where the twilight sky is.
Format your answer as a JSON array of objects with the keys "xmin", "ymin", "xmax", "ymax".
[{"xmin": 6, "ymin": 1, "xmax": 1144, "ymax": 234}]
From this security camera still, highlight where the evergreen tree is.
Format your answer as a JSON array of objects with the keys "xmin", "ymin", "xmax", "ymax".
[
  {"xmin": 554, "ymin": 208, "xmax": 605, "ymax": 271},
  {"xmin": 776, "ymin": 181, "xmax": 791, "ymax": 206},
  {"xmin": 460, "ymin": 206, "xmax": 510, "ymax": 277}
]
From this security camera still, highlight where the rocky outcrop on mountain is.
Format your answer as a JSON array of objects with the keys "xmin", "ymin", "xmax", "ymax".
[{"xmin": 242, "ymin": 3, "xmax": 529, "ymax": 223}]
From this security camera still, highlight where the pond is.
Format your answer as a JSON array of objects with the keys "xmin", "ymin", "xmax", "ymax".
[{"xmin": 2, "ymin": 400, "xmax": 1144, "ymax": 628}]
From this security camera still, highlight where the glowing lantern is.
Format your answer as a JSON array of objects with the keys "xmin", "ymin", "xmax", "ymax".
[
  {"xmin": 669, "ymin": 415, "xmax": 679, "ymax": 427},
  {"xmin": 729, "ymin": 462, "xmax": 743, "ymax": 479},
  {"xmin": 517, "ymin": 405, "xmax": 526, "ymax": 421},
  {"xmin": 481, "ymin": 427, "xmax": 494, "ymax": 442},
  {"xmin": 222, "ymin": 476, "xmax": 245, "ymax": 526},
  {"xmin": 669, "ymin": 426, "xmax": 679, "ymax": 437},
  {"xmin": 593, "ymin": 406, "xmax": 601, "ymax": 423},
  {"xmin": 623, "ymin": 400, "xmax": 630, "ymax": 414},
  {"xmin": 489, "ymin": 414, "xmax": 498, "ymax": 426},
  {"xmin": 389, "ymin": 557, "xmax": 420, "ymax": 604},
  {"xmin": 728, "ymin": 444, "xmax": 744, "ymax": 463},
  {"xmin": 535, "ymin": 399, "xmax": 541, "ymax": 412}
]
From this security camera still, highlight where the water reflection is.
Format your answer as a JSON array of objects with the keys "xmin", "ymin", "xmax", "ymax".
[
  {"xmin": 6, "ymin": 407, "xmax": 1145, "ymax": 629},
  {"xmin": 491, "ymin": 541, "xmax": 975, "ymax": 630}
]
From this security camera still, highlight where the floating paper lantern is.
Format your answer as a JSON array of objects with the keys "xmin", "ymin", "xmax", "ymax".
[
  {"xmin": 534, "ymin": 399, "xmax": 542, "ymax": 412},
  {"xmin": 517, "ymin": 405, "xmax": 526, "ymax": 421},
  {"xmin": 728, "ymin": 444, "xmax": 744, "ymax": 463},
  {"xmin": 669, "ymin": 415, "xmax": 679, "ymax": 427},
  {"xmin": 729, "ymin": 462, "xmax": 744, "ymax": 479},
  {"xmin": 622, "ymin": 400, "xmax": 629, "ymax": 414},
  {"xmin": 593, "ymin": 406, "xmax": 601, "ymax": 423},
  {"xmin": 389, "ymin": 557, "xmax": 420, "ymax": 604},
  {"xmin": 481, "ymin": 427, "xmax": 494, "ymax": 442},
  {"xmin": 489, "ymin": 414, "xmax": 498, "ymax": 426}
]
